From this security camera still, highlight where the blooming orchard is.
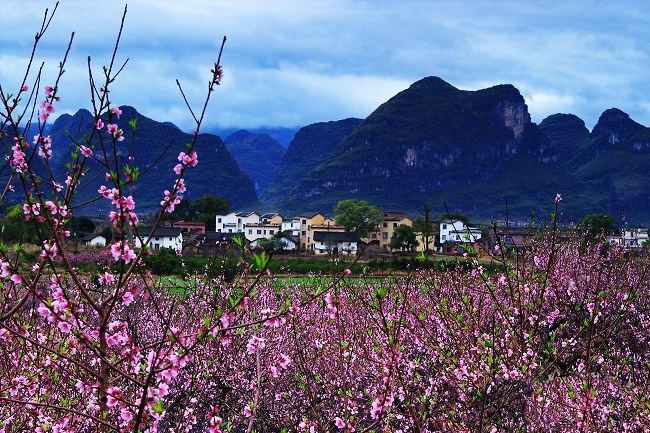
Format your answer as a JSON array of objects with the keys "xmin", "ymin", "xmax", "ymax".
[{"xmin": 0, "ymin": 4, "xmax": 649, "ymax": 433}]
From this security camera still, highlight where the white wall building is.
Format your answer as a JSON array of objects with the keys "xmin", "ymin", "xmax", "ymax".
[
  {"xmin": 439, "ymin": 220, "xmax": 482, "ymax": 245},
  {"xmin": 246, "ymin": 223, "xmax": 281, "ymax": 242},
  {"xmin": 215, "ymin": 212, "xmax": 260, "ymax": 234},
  {"xmin": 313, "ymin": 231, "xmax": 360, "ymax": 255},
  {"xmin": 134, "ymin": 227, "xmax": 183, "ymax": 251},
  {"xmin": 609, "ymin": 227, "xmax": 649, "ymax": 247},
  {"xmin": 81, "ymin": 234, "xmax": 106, "ymax": 247},
  {"xmin": 281, "ymin": 218, "xmax": 301, "ymax": 237}
]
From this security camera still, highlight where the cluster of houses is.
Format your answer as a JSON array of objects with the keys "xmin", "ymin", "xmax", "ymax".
[{"xmin": 78, "ymin": 210, "xmax": 649, "ymax": 257}]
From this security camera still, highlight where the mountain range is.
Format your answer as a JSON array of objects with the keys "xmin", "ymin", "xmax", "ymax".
[
  {"xmin": 263, "ymin": 77, "xmax": 650, "ymax": 226},
  {"xmin": 4, "ymin": 77, "xmax": 649, "ymax": 225}
]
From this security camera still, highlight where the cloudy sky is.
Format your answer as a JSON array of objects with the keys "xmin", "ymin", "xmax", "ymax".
[{"xmin": 1, "ymin": 0, "xmax": 649, "ymax": 133}]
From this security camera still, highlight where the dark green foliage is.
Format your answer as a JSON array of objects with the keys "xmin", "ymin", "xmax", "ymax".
[
  {"xmin": 390, "ymin": 225, "xmax": 419, "ymax": 251},
  {"xmin": 68, "ymin": 216, "xmax": 96, "ymax": 237},
  {"xmin": 578, "ymin": 213, "xmax": 619, "ymax": 240},
  {"xmin": 143, "ymin": 248, "xmax": 182, "ymax": 275},
  {"xmin": 189, "ymin": 194, "xmax": 230, "ymax": 231},
  {"xmin": 224, "ymin": 130, "xmax": 285, "ymax": 193},
  {"xmin": 334, "ymin": 199, "xmax": 383, "ymax": 236},
  {"xmin": 257, "ymin": 236, "xmax": 287, "ymax": 253}
]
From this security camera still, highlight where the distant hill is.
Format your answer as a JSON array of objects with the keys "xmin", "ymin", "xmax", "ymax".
[
  {"xmin": 274, "ymin": 77, "xmax": 650, "ymax": 226},
  {"xmin": 224, "ymin": 130, "xmax": 285, "ymax": 193},
  {"xmin": 43, "ymin": 106, "xmax": 258, "ymax": 215},
  {"xmin": 261, "ymin": 118, "xmax": 363, "ymax": 203},
  {"xmin": 213, "ymin": 126, "xmax": 298, "ymax": 148}
]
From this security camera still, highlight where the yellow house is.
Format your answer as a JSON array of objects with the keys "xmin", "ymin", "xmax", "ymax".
[
  {"xmin": 298, "ymin": 212, "xmax": 345, "ymax": 252},
  {"xmin": 362, "ymin": 211, "xmax": 413, "ymax": 250}
]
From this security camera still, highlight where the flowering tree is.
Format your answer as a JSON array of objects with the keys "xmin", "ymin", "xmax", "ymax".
[{"xmin": 0, "ymin": 4, "xmax": 649, "ymax": 433}]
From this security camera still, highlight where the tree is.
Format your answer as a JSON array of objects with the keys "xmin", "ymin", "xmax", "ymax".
[
  {"xmin": 579, "ymin": 213, "xmax": 618, "ymax": 241},
  {"xmin": 390, "ymin": 225, "xmax": 419, "ymax": 251},
  {"xmin": 190, "ymin": 194, "xmax": 230, "ymax": 230},
  {"xmin": 257, "ymin": 236, "xmax": 287, "ymax": 253},
  {"xmin": 68, "ymin": 216, "xmax": 96, "ymax": 237},
  {"xmin": 334, "ymin": 199, "xmax": 382, "ymax": 236},
  {"xmin": 413, "ymin": 204, "xmax": 435, "ymax": 253}
]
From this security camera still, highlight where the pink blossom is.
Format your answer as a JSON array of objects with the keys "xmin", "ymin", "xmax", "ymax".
[
  {"xmin": 111, "ymin": 106, "xmax": 122, "ymax": 119},
  {"xmin": 96, "ymin": 119, "xmax": 104, "ymax": 130},
  {"xmin": 343, "ymin": 268, "xmax": 352, "ymax": 275},
  {"xmin": 246, "ymin": 336, "xmax": 265, "ymax": 354},
  {"xmin": 106, "ymin": 123, "xmax": 118, "ymax": 135},
  {"xmin": 57, "ymin": 321, "xmax": 71, "ymax": 333},
  {"xmin": 243, "ymin": 405, "xmax": 252, "ymax": 417},
  {"xmin": 10, "ymin": 274, "xmax": 22, "ymax": 284},
  {"xmin": 334, "ymin": 417, "xmax": 345, "ymax": 428},
  {"xmin": 555, "ymin": 193, "xmax": 562, "ymax": 203},
  {"xmin": 80, "ymin": 146, "xmax": 93, "ymax": 157},
  {"xmin": 44, "ymin": 86, "xmax": 54, "ymax": 96},
  {"xmin": 279, "ymin": 353, "xmax": 292, "ymax": 369},
  {"xmin": 21, "ymin": 85, "xmax": 28, "ymax": 91}
]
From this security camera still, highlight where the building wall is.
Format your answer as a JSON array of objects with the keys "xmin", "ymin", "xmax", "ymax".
[
  {"xmin": 379, "ymin": 217, "xmax": 412, "ymax": 249},
  {"xmin": 245, "ymin": 224, "xmax": 281, "ymax": 242},
  {"xmin": 135, "ymin": 234, "xmax": 183, "ymax": 251},
  {"xmin": 87, "ymin": 236, "xmax": 106, "ymax": 247},
  {"xmin": 216, "ymin": 212, "xmax": 260, "ymax": 234},
  {"xmin": 314, "ymin": 240, "xmax": 357, "ymax": 255}
]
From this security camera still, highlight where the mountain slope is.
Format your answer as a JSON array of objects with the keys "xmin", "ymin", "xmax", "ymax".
[
  {"xmin": 49, "ymin": 106, "xmax": 258, "ymax": 214},
  {"xmin": 224, "ymin": 130, "xmax": 285, "ymax": 193},
  {"xmin": 279, "ymin": 76, "xmax": 569, "ymax": 218},
  {"xmin": 261, "ymin": 117, "xmax": 362, "ymax": 203}
]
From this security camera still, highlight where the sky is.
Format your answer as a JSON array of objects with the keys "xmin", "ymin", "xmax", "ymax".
[{"xmin": 1, "ymin": 0, "xmax": 649, "ymax": 133}]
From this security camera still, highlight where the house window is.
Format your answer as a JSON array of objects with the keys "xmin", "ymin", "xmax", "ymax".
[
  {"xmin": 442, "ymin": 235, "xmax": 447, "ymax": 240},
  {"xmin": 383, "ymin": 223, "xmax": 387, "ymax": 228},
  {"xmin": 443, "ymin": 224, "xmax": 447, "ymax": 229},
  {"xmin": 238, "ymin": 218, "xmax": 242, "ymax": 225},
  {"xmin": 257, "ymin": 230, "xmax": 262, "ymax": 234},
  {"xmin": 302, "ymin": 231, "xmax": 306, "ymax": 236},
  {"xmin": 382, "ymin": 232, "xmax": 388, "ymax": 239},
  {"xmin": 154, "ymin": 244, "xmax": 160, "ymax": 250},
  {"xmin": 263, "ymin": 230, "xmax": 267, "ymax": 235},
  {"xmin": 270, "ymin": 230, "xmax": 275, "ymax": 235},
  {"xmin": 302, "ymin": 219, "xmax": 306, "ymax": 224},
  {"xmin": 218, "ymin": 218, "xmax": 222, "ymax": 223},
  {"xmin": 218, "ymin": 229, "xmax": 222, "ymax": 233},
  {"xmin": 371, "ymin": 233, "xmax": 376, "ymax": 239},
  {"xmin": 393, "ymin": 223, "xmax": 398, "ymax": 228},
  {"xmin": 155, "ymin": 237, "xmax": 159, "ymax": 241},
  {"xmin": 248, "ymin": 229, "xmax": 252, "ymax": 234},
  {"xmin": 228, "ymin": 229, "xmax": 232, "ymax": 233}
]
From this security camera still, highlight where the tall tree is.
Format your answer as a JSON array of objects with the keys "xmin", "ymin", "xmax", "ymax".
[
  {"xmin": 413, "ymin": 204, "xmax": 435, "ymax": 253},
  {"xmin": 579, "ymin": 213, "xmax": 618, "ymax": 241},
  {"xmin": 190, "ymin": 195, "xmax": 230, "ymax": 230},
  {"xmin": 390, "ymin": 225, "xmax": 419, "ymax": 252},
  {"xmin": 334, "ymin": 199, "xmax": 382, "ymax": 236}
]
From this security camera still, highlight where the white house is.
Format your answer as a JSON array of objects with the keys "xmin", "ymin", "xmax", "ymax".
[
  {"xmin": 281, "ymin": 218, "xmax": 301, "ymax": 237},
  {"xmin": 81, "ymin": 234, "xmax": 106, "ymax": 247},
  {"xmin": 250, "ymin": 234, "xmax": 298, "ymax": 251},
  {"xmin": 439, "ymin": 220, "xmax": 482, "ymax": 250},
  {"xmin": 609, "ymin": 227, "xmax": 649, "ymax": 248},
  {"xmin": 134, "ymin": 227, "xmax": 183, "ymax": 251},
  {"xmin": 245, "ymin": 223, "xmax": 281, "ymax": 242},
  {"xmin": 215, "ymin": 211, "xmax": 260, "ymax": 234},
  {"xmin": 313, "ymin": 231, "xmax": 360, "ymax": 255}
]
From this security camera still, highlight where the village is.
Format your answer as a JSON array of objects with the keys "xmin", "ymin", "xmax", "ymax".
[{"xmin": 79, "ymin": 208, "xmax": 650, "ymax": 258}]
